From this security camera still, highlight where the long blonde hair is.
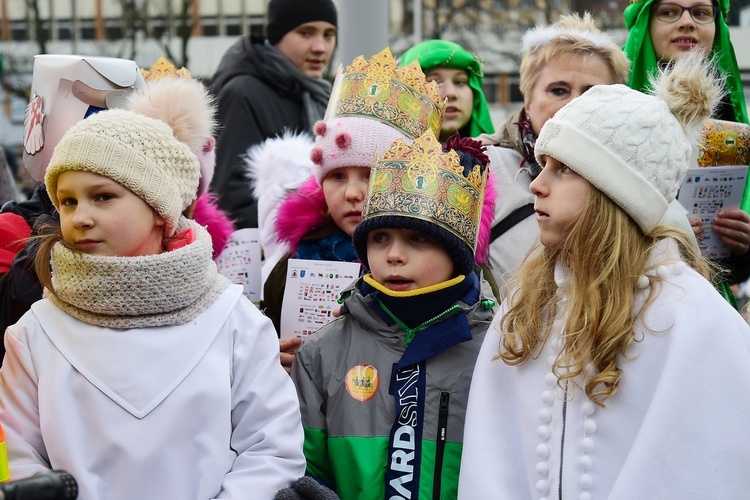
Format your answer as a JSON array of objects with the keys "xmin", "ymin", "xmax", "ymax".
[{"xmin": 499, "ymin": 187, "xmax": 713, "ymax": 406}]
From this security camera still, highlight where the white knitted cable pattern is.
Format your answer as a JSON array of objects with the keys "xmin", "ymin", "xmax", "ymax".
[
  {"xmin": 535, "ymin": 84, "xmax": 690, "ymax": 232},
  {"xmin": 46, "ymin": 218, "xmax": 230, "ymax": 329}
]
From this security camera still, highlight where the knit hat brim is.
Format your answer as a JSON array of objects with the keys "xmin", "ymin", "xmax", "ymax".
[
  {"xmin": 535, "ymin": 119, "xmax": 668, "ymax": 233},
  {"xmin": 46, "ymin": 132, "xmax": 186, "ymax": 236},
  {"xmin": 353, "ymin": 214, "xmax": 474, "ymax": 276}
]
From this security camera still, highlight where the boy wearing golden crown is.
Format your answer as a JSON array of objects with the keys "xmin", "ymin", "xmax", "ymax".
[
  {"xmin": 291, "ymin": 130, "xmax": 498, "ymax": 499},
  {"xmin": 246, "ymin": 48, "xmax": 444, "ymax": 370}
]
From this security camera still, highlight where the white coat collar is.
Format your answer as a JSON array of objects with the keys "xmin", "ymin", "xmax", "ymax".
[{"xmin": 31, "ymin": 285, "xmax": 243, "ymax": 419}]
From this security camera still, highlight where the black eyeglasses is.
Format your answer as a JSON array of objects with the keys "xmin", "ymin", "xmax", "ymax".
[{"xmin": 651, "ymin": 3, "xmax": 718, "ymax": 24}]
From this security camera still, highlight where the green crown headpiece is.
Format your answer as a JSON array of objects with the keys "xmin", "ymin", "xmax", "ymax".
[
  {"xmin": 325, "ymin": 47, "xmax": 444, "ymax": 139},
  {"xmin": 362, "ymin": 129, "xmax": 488, "ymax": 251}
]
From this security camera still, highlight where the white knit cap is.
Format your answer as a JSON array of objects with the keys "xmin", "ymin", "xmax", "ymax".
[
  {"xmin": 46, "ymin": 108, "xmax": 200, "ymax": 236},
  {"xmin": 534, "ymin": 52, "xmax": 722, "ymax": 233},
  {"xmin": 310, "ymin": 117, "xmax": 410, "ymax": 184}
]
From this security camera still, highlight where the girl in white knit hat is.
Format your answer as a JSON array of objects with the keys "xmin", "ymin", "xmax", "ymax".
[
  {"xmin": 458, "ymin": 51, "xmax": 750, "ymax": 498},
  {"xmin": 0, "ymin": 107, "xmax": 305, "ymax": 498}
]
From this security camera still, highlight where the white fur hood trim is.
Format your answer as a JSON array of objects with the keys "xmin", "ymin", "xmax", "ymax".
[{"xmin": 244, "ymin": 131, "xmax": 315, "ymax": 282}]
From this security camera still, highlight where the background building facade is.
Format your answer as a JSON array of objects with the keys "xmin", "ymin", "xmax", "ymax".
[{"xmin": 1, "ymin": 0, "xmax": 749, "ymax": 146}]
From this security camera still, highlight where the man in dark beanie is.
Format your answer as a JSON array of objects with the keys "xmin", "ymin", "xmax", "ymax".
[{"xmin": 209, "ymin": 0, "xmax": 337, "ymax": 229}]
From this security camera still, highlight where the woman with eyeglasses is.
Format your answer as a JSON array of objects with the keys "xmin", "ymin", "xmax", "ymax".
[
  {"xmin": 625, "ymin": 0, "xmax": 750, "ymax": 308},
  {"xmin": 624, "ymin": 0, "xmax": 746, "ymax": 124},
  {"xmin": 399, "ymin": 39, "xmax": 495, "ymax": 143}
]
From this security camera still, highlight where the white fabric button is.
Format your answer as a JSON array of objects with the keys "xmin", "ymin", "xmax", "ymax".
[
  {"xmin": 536, "ymin": 461, "xmax": 549, "ymax": 475},
  {"xmin": 538, "ymin": 425, "xmax": 551, "ymax": 440},
  {"xmin": 582, "ymin": 437, "xmax": 594, "ymax": 452},
  {"xmin": 536, "ymin": 479, "xmax": 549, "ymax": 494},
  {"xmin": 656, "ymin": 265, "xmax": 669, "ymax": 278},
  {"xmin": 581, "ymin": 401, "xmax": 595, "ymax": 416},
  {"xmin": 584, "ymin": 419, "xmax": 597, "ymax": 434},
  {"xmin": 539, "ymin": 408, "xmax": 552, "ymax": 423},
  {"xmin": 580, "ymin": 474, "xmax": 593, "ymax": 488},
  {"xmin": 542, "ymin": 390, "xmax": 554, "ymax": 405},
  {"xmin": 637, "ymin": 275, "xmax": 649, "ymax": 289}
]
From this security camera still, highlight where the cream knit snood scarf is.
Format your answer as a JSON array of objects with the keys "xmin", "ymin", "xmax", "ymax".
[{"xmin": 46, "ymin": 218, "xmax": 230, "ymax": 329}]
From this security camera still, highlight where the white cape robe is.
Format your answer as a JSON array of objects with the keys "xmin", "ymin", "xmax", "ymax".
[
  {"xmin": 459, "ymin": 239, "xmax": 750, "ymax": 499},
  {"xmin": 0, "ymin": 285, "xmax": 305, "ymax": 499}
]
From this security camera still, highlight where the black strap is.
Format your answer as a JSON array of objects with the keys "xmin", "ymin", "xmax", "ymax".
[{"xmin": 490, "ymin": 203, "xmax": 535, "ymax": 243}]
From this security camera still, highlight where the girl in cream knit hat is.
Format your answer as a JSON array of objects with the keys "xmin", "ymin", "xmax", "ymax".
[
  {"xmin": 459, "ymin": 51, "xmax": 750, "ymax": 498},
  {"xmin": 0, "ymin": 107, "xmax": 305, "ymax": 498}
]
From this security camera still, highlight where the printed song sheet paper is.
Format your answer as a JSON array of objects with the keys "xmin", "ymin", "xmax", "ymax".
[
  {"xmin": 280, "ymin": 259, "xmax": 361, "ymax": 341},
  {"xmin": 678, "ymin": 165, "xmax": 749, "ymax": 259},
  {"xmin": 216, "ymin": 228, "xmax": 262, "ymax": 304}
]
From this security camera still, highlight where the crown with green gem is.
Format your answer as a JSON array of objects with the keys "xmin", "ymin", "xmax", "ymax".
[
  {"xmin": 362, "ymin": 129, "xmax": 488, "ymax": 251},
  {"xmin": 324, "ymin": 47, "xmax": 444, "ymax": 139}
]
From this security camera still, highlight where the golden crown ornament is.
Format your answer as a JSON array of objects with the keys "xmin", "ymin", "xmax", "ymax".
[
  {"xmin": 362, "ymin": 129, "xmax": 488, "ymax": 251},
  {"xmin": 325, "ymin": 47, "xmax": 444, "ymax": 140},
  {"xmin": 140, "ymin": 57, "xmax": 192, "ymax": 81}
]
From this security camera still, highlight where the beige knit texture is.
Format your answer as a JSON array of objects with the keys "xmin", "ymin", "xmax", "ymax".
[
  {"xmin": 45, "ymin": 218, "xmax": 229, "ymax": 328},
  {"xmin": 46, "ymin": 109, "xmax": 200, "ymax": 236}
]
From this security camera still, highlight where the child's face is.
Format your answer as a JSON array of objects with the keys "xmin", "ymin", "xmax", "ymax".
[
  {"xmin": 321, "ymin": 166, "xmax": 370, "ymax": 236},
  {"xmin": 649, "ymin": 0, "xmax": 715, "ymax": 63},
  {"xmin": 366, "ymin": 228, "xmax": 455, "ymax": 291},
  {"xmin": 529, "ymin": 156, "xmax": 590, "ymax": 249},
  {"xmin": 425, "ymin": 67, "xmax": 473, "ymax": 140},
  {"xmin": 56, "ymin": 170, "xmax": 165, "ymax": 257}
]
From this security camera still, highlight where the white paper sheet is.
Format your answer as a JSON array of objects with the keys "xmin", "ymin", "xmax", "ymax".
[
  {"xmin": 678, "ymin": 165, "xmax": 749, "ymax": 259},
  {"xmin": 280, "ymin": 259, "xmax": 361, "ymax": 340},
  {"xmin": 216, "ymin": 228, "xmax": 262, "ymax": 304}
]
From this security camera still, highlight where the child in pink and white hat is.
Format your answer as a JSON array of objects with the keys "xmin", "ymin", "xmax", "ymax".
[{"xmin": 246, "ymin": 48, "xmax": 445, "ymax": 369}]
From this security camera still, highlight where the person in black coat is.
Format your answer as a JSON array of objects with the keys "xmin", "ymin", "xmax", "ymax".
[{"xmin": 209, "ymin": 0, "xmax": 337, "ymax": 229}]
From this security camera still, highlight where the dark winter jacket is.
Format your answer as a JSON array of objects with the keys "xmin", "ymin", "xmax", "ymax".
[
  {"xmin": 209, "ymin": 36, "xmax": 331, "ymax": 228},
  {"xmin": 0, "ymin": 184, "xmax": 57, "ymax": 347}
]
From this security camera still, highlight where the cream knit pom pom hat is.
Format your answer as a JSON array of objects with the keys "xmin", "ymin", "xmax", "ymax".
[
  {"xmin": 46, "ymin": 108, "xmax": 201, "ymax": 236},
  {"xmin": 534, "ymin": 51, "xmax": 722, "ymax": 233}
]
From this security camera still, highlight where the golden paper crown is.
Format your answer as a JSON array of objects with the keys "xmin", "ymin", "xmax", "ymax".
[
  {"xmin": 362, "ymin": 130, "xmax": 488, "ymax": 251},
  {"xmin": 697, "ymin": 119, "xmax": 750, "ymax": 167},
  {"xmin": 325, "ymin": 47, "xmax": 444, "ymax": 140},
  {"xmin": 140, "ymin": 57, "xmax": 191, "ymax": 81}
]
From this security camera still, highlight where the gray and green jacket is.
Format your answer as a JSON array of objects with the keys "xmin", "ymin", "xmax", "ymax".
[{"xmin": 292, "ymin": 270, "xmax": 497, "ymax": 500}]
